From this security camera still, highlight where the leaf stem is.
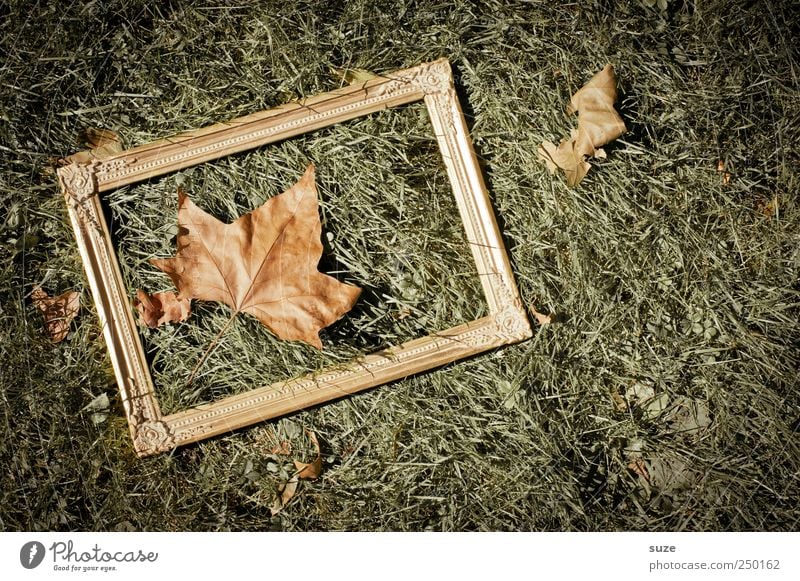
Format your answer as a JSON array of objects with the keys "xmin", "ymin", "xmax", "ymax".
[{"xmin": 186, "ymin": 311, "xmax": 238, "ymax": 387}]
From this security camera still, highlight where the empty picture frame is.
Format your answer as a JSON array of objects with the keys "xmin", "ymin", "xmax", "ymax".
[{"xmin": 57, "ymin": 58, "xmax": 532, "ymax": 457}]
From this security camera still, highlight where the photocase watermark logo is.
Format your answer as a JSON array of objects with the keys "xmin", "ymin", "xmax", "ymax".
[
  {"xmin": 20, "ymin": 541, "xmax": 46, "ymax": 569},
  {"xmin": 16, "ymin": 539, "xmax": 159, "ymax": 573}
]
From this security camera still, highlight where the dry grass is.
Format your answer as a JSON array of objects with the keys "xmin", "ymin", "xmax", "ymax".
[{"xmin": 1, "ymin": 0, "xmax": 798, "ymax": 531}]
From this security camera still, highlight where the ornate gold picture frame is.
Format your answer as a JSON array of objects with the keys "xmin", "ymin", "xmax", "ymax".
[{"xmin": 57, "ymin": 58, "xmax": 532, "ymax": 457}]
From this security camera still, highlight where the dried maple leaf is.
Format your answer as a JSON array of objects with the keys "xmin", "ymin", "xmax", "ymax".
[
  {"xmin": 31, "ymin": 286, "xmax": 80, "ymax": 343},
  {"xmin": 293, "ymin": 430, "xmax": 323, "ymax": 480},
  {"xmin": 151, "ymin": 164, "xmax": 361, "ymax": 349},
  {"xmin": 134, "ymin": 289, "xmax": 191, "ymax": 328},
  {"xmin": 538, "ymin": 64, "xmax": 627, "ymax": 186}
]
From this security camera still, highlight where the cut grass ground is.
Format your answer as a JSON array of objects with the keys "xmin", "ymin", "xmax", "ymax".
[
  {"xmin": 1, "ymin": 0, "xmax": 798, "ymax": 531},
  {"xmin": 114, "ymin": 101, "xmax": 485, "ymax": 414}
]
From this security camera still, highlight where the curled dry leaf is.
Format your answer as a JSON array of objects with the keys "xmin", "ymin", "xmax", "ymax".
[
  {"xmin": 756, "ymin": 194, "xmax": 780, "ymax": 218},
  {"xmin": 531, "ymin": 305, "xmax": 552, "ymax": 326},
  {"xmin": 134, "ymin": 289, "xmax": 191, "ymax": 328},
  {"xmin": 68, "ymin": 127, "xmax": 124, "ymax": 164},
  {"xmin": 294, "ymin": 457, "xmax": 323, "ymax": 480},
  {"xmin": 270, "ymin": 475, "xmax": 299, "ymax": 516},
  {"xmin": 271, "ymin": 441, "xmax": 293, "ymax": 456},
  {"xmin": 84, "ymin": 127, "xmax": 122, "ymax": 151},
  {"xmin": 270, "ymin": 430, "xmax": 322, "ymax": 515},
  {"xmin": 566, "ymin": 64, "xmax": 627, "ymax": 156},
  {"xmin": 610, "ymin": 388, "xmax": 628, "ymax": 412},
  {"xmin": 627, "ymin": 457, "xmax": 650, "ymax": 482},
  {"xmin": 538, "ymin": 64, "xmax": 627, "ymax": 186},
  {"xmin": 331, "ymin": 66, "xmax": 378, "ymax": 85},
  {"xmin": 293, "ymin": 430, "xmax": 323, "ymax": 480},
  {"xmin": 31, "ymin": 286, "xmax": 80, "ymax": 343},
  {"xmin": 151, "ymin": 164, "xmax": 361, "ymax": 349},
  {"xmin": 624, "ymin": 438, "xmax": 652, "ymax": 496},
  {"xmin": 716, "ymin": 160, "xmax": 732, "ymax": 186}
]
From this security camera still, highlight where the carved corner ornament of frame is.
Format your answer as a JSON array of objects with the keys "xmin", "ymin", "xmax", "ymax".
[
  {"xmin": 57, "ymin": 161, "xmax": 101, "ymax": 231},
  {"xmin": 133, "ymin": 420, "xmax": 175, "ymax": 455},
  {"xmin": 57, "ymin": 58, "xmax": 533, "ymax": 457},
  {"xmin": 375, "ymin": 59, "xmax": 453, "ymax": 96}
]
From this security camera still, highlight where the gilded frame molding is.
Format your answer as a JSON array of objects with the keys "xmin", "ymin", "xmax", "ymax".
[{"xmin": 57, "ymin": 58, "xmax": 532, "ymax": 456}]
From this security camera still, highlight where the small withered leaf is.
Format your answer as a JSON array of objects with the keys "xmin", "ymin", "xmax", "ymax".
[
  {"xmin": 83, "ymin": 127, "xmax": 123, "ymax": 151},
  {"xmin": 134, "ymin": 289, "xmax": 191, "ymax": 328},
  {"xmin": 31, "ymin": 286, "xmax": 80, "ymax": 343},
  {"xmin": 530, "ymin": 305, "xmax": 552, "ymax": 326},
  {"xmin": 293, "ymin": 430, "xmax": 322, "ymax": 480},
  {"xmin": 270, "ymin": 475, "xmax": 299, "ymax": 516}
]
